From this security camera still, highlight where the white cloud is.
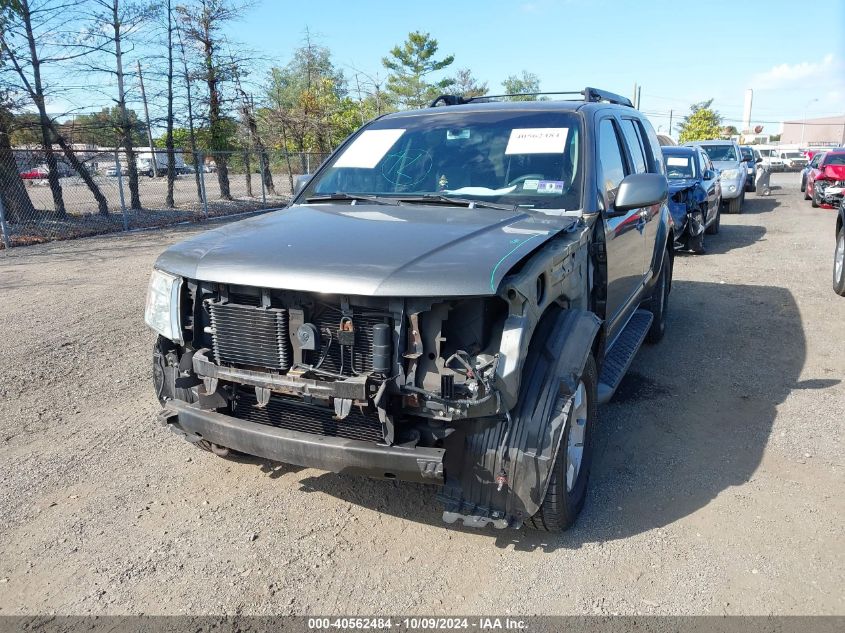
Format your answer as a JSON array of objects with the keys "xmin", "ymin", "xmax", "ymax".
[{"xmin": 752, "ymin": 54, "xmax": 844, "ymax": 90}]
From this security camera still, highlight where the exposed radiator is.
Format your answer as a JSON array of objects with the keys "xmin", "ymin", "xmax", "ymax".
[
  {"xmin": 207, "ymin": 301, "xmax": 291, "ymax": 371},
  {"xmin": 232, "ymin": 388, "xmax": 384, "ymax": 443}
]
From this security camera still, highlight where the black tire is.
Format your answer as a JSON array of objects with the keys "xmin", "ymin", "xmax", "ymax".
[
  {"xmin": 688, "ymin": 230, "xmax": 705, "ymax": 254},
  {"xmin": 812, "ymin": 188, "xmax": 820, "ymax": 208},
  {"xmin": 526, "ymin": 354, "xmax": 598, "ymax": 532},
  {"xmin": 705, "ymin": 205, "xmax": 720, "ymax": 235},
  {"xmin": 800, "ymin": 175, "xmax": 806, "ymax": 193},
  {"xmin": 645, "ymin": 246, "xmax": 671, "ymax": 344},
  {"xmin": 804, "ymin": 186, "xmax": 811, "ymax": 200},
  {"xmin": 728, "ymin": 194, "xmax": 742, "ymax": 214},
  {"xmin": 834, "ymin": 226, "xmax": 845, "ymax": 296}
]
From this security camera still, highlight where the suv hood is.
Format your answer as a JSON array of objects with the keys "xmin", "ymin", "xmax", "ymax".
[
  {"xmin": 155, "ymin": 203, "xmax": 574, "ymax": 297},
  {"xmin": 712, "ymin": 160, "xmax": 741, "ymax": 171}
]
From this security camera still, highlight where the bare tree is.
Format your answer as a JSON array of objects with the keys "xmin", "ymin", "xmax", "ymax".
[
  {"xmin": 82, "ymin": 0, "xmax": 157, "ymax": 210},
  {"xmin": 0, "ymin": 0, "xmax": 109, "ymax": 216},
  {"xmin": 164, "ymin": 0, "xmax": 176, "ymax": 207},
  {"xmin": 229, "ymin": 46, "xmax": 274, "ymax": 196},
  {"xmin": 174, "ymin": 17, "xmax": 202, "ymax": 201},
  {"xmin": 177, "ymin": 0, "xmax": 243, "ymax": 201}
]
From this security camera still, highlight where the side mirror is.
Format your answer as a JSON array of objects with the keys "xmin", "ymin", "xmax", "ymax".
[
  {"xmin": 755, "ymin": 157, "xmax": 762, "ymax": 164},
  {"xmin": 612, "ymin": 173, "xmax": 668, "ymax": 213},
  {"xmin": 703, "ymin": 169, "xmax": 716, "ymax": 180},
  {"xmin": 293, "ymin": 173, "xmax": 312, "ymax": 197}
]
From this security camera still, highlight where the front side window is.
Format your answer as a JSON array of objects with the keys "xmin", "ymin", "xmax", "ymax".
[
  {"xmin": 302, "ymin": 110, "xmax": 583, "ymax": 211},
  {"xmin": 701, "ymin": 144, "xmax": 739, "ymax": 162},
  {"xmin": 597, "ymin": 118, "xmax": 628, "ymax": 204},
  {"xmin": 620, "ymin": 119, "xmax": 647, "ymax": 174}
]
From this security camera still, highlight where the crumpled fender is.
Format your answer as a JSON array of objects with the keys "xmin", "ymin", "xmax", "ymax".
[{"xmin": 439, "ymin": 309, "xmax": 601, "ymax": 528}]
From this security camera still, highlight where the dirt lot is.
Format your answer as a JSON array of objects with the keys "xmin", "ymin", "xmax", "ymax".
[{"xmin": 0, "ymin": 173, "xmax": 842, "ymax": 615}]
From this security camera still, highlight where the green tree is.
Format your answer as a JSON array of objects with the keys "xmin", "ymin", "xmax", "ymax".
[
  {"xmin": 677, "ymin": 99, "xmax": 722, "ymax": 143},
  {"xmin": 263, "ymin": 39, "xmax": 357, "ymax": 170},
  {"xmin": 382, "ymin": 31, "xmax": 454, "ymax": 109},
  {"xmin": 450, "ymin": 68, "xmax": 487, "ymax": 99},
  {"xmin": 501, "ymin": 71, "xmax": 541, "ymax": 100},
  {"xmin": 58, "ymin": 107, "xmax": 147, "ymax": 147}
]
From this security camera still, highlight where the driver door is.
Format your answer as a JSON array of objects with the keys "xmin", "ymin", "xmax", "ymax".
[{"xmin": 599, "ymin": 117, "xmax": 645, "ymax": 340}]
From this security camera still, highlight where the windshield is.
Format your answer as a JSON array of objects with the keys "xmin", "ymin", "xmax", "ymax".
[
  {"xmin": 701, "ymin": 144, "xmax": 738, "ymax": 162},
  {"xmin": 664, "ymin": 154, "xmax": 697, "ymax": 179},
  {"xmin": 784, "ymin": 152, "xmax": 803, "ymax": 159},
  {"xmin": 823, "ymin": 154, "xmax": 845, "ymax": 166},
  {"xmin": 301, "ymin": 110, "xmax": 582, "ymax": 211}
]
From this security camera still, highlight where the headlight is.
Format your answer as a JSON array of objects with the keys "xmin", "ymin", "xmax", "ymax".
[
  {"xmin": 144, "ymin": 269, "xmax": 183, "ymax": 343},
  {"xmin": 720, "ymin": 169, "xmax": 739, "ymax": 180}
]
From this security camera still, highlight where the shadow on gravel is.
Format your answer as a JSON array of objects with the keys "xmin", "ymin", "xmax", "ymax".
[
  {"xmin": 278, "ymin": 282, "xmax": 809, "ymax": 552},
  {"xmin": 741, "ymin": 195, "xmax": 782, "ymax": 215},
  {"xmin": 700, "ymin": 224, "xmax": 767, "ymax": 255}
]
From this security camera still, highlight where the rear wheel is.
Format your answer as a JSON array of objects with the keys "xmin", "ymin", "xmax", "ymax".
[
  {"xmin": 526, "ymin": 355, "xmax": 597, "ymax": 532},
  {"xmin": 834, "ymin": 226, "xmax": 845, "ymax": 296}
]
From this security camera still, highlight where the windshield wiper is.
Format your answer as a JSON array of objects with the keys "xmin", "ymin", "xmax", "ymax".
[
  {"xmin": 397, "ymin": 194, "xmax": 515, "ymax": 212},
  {"xmin": 304, "ymin": 193, "xmax": 401, "ymax": 206}
]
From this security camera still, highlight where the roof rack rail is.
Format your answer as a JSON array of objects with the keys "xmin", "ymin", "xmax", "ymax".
[{"xmin": 429, "ymin": 87, "xmax": 634, "ymax": 109}]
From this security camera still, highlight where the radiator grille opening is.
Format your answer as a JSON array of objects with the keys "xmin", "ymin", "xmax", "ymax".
[
  {"xmin": 232, "ymin": 388, "xmax": 384, "ymax": 443},
  {"xmin": 208, "ymin": 301, "xmax": 291, "ymax": 371}
]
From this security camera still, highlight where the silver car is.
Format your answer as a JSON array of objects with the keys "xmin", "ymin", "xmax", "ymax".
[{"xmin": 685, "ymin": 140, "xmax": 746, "ymax": 213}]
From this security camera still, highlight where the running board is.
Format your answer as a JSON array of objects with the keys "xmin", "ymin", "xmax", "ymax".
[{"xmin": 597, "ymin": 309, "xmax": 653, "ymax": 404}]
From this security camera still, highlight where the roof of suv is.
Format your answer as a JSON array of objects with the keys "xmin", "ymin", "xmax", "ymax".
[{"xmin": 378, "ymin": 99, "xmax": 634, "ymax": 121}]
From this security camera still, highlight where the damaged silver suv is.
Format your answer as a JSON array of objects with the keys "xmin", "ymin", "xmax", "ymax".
[{"xmin": 148, "ymin": 88, "xmax": 674, "ymax": 531}]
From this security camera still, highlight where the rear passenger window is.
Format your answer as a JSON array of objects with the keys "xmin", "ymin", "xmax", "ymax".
[
  {"xmin": 598, "ymin": 118, "xmax": 628, "ymax": 205},
  {"xmin": 621, "ymin": 119, "xmax": 647, "ymax": 173}
]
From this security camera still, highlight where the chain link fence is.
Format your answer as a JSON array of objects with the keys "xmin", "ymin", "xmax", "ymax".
[{"xmin": 0, "ymin": 148, "xmax": 331, "ymax": 249}]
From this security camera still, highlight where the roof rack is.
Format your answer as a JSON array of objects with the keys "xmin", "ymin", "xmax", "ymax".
[{"xmin": 429, "ymin": 87, "xmax": 633, "ymax": 109}]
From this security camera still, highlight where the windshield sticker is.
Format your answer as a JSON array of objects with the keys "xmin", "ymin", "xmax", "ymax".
[
  {"xmin": 334, "ymin": 129, "xmax": 406, "ymax": 169},
  {"xmin": 505, "ymin": 128, "xmax": 569, "ymax": 155},
  {"xmin": 446, "ymin": 129, "xmax": 470, "ymax": 140},
  {"xmin": 522, "ymin": 179, "xmax": 540, "ymax": 190},
  {"xmin": 443, "ymin": 185, "xmax": 517, "ymax": 196},
  {"xmin": 536, "ymin": 180, "xmax": 564, "ymax": 194},
  {"xmin": 666, "ymin": 156, "xmax": 689, "ymax": 167}
]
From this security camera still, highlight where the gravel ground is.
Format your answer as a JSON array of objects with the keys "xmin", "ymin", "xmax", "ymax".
[{"xmin": 0, "ymin": 172, "xmax": 842, "ymax": 616}]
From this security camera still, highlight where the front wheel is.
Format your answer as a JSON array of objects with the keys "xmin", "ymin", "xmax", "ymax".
[
  {"xmin": 645, "ymin": 246, "xmax": 671, "ymax": 343},
  {"xmin": 800, "ymin": 175, "xmax": 806, "ymax": 193},
  {"xmin": 834, "ymin": 226, "xmax": 845, "ymax": 296},
  {"xmin": 705, "ymin": 205, "xmax": 720, "ymax": 235},
  {"xmin": 728, "ymin": 194, "xmax": 742, "ymax": 214},
  {"xmin": 812, "ymin": 188, "xmax": 820, "ymax": 208},
  {"xmin": 526, "ymin": 355, "xmax": 597, "ymax": 532}
]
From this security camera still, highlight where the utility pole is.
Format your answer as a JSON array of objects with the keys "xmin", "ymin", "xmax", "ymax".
[
  {"xmin": 137, "ymin": 60, "xmax": 158, "ymax": 177},
  {"xmin": 668, "ymin": 110, "xmax": 673, "ymax": 137},
  {"xmin": 636, "ymin": 85, "xmax": 642, "ymax": 109},
  {"xmin": 632, "ymin": 82, "xmax": 638, "ymax": 107}
]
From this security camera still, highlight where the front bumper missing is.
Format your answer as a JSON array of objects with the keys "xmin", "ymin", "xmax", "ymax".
[{"xmin": 160, "ymin": 399, "xmax": 445, "ymax": 484}]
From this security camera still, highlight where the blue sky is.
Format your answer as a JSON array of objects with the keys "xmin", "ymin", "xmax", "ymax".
[{"xmin": 50, "ymin": 0, "xmax": 845, "ymax": 136}]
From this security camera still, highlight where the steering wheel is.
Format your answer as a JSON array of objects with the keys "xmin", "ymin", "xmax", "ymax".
[{"xmin": 507, "ymin": 173, "xmax": 544, "ymax": 187}]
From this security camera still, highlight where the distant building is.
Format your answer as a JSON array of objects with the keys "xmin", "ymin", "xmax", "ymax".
[{"xmin": 780, "ymin": 115, "xmax": 845, "ymax": 146}]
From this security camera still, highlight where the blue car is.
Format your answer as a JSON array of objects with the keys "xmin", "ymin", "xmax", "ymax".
[{"xmin": 662, "ymin": 146, "xmax": 722, "ymax": 253}]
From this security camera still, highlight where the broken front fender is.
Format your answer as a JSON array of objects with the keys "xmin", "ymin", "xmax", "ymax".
[{"xmin": 439, "ymin": 309, "xmax": 601, "ymax": 528}]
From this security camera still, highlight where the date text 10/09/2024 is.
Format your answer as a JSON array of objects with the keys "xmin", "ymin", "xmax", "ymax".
[{"xmin": 307, "ymin": 618, "xmax": 529, "ymax": 630}]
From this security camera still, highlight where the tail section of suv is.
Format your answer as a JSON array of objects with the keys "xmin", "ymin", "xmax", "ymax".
[{"xmin": 147, "ymin": 88, "xmax": 673, "ymax": 532}]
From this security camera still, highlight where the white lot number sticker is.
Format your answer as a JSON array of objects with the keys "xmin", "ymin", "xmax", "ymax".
[
  {"xmin": 334, "ymin": 129, "xmax": 406, "ymax": 169},
  {"xmin": 666, "ymin": 156, "xmax": 689, "ymax": 167},
  {"xmin": 505, "ymin": 128, "xmax": 569, "ymax": 155}
]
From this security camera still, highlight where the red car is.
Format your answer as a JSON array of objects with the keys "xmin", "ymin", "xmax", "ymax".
[
  {"xmin": 19, "ymin": 166, "xmax": 48, "ymax": 180},
  {"xmin": 805, "ymin": 149, "xmax": 845, "ymax": 208}
]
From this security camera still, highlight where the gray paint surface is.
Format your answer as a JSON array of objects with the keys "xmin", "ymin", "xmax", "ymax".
[{"xmin": 155, "ymin": 203, "xmax": 576, "ymax": 296}]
